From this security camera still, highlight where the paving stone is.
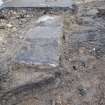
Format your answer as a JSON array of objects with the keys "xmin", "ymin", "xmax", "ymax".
[
  {"xmin": 2, "ymin": 0, "xmax": 73, "ymax": 8},
  {"xmin": 14, "ymin": 15, "xmax": 63, "ymax": 67}
]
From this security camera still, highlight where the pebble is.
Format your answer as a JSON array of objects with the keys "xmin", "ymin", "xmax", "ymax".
[
  {"xmin": 78, "ymin": 88, "xmax": 87, "ymax": 96},
  {"xmin": 6, "ymin": 24, "xmax": 13, "ymax": 28},
  {"xmin": 12, "ymin": 27, "xmax": 17, "ymax": 32},
  {"xmin": 0, "ymin": 36, "xmax": 3, "ymax": 41}
]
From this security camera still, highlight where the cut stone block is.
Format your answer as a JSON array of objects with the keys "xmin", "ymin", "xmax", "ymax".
[
  {"xmin": 3, "ymin": 0, "xmax": 73, "ymax": 7},
  {"xmin": 14, "ymin": 15, "xmax": 63, "ymax": 67}
]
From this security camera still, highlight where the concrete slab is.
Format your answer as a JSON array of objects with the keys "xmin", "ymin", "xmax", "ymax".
[
  {"xmin": 2, "ymin": 0, "xmax": 73, "ymax": 7},
  {"xmin": 14, "ymin": 15, "xmax": 63, "ymax": 67}
]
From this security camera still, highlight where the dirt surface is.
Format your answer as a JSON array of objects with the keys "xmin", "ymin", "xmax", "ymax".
[{"xmin": 0, "ymin": 0, "xmax": 105, "ymax": 105}]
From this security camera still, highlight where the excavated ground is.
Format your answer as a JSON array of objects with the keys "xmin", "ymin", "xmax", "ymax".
[{"xmin": 0, "ymin": 0, "xmax": 105, "ymax": 105}]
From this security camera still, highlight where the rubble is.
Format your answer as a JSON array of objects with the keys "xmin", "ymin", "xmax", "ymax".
[{"xmin": 97, "ymin": 8, "xmax": 105, "ymax": 17}]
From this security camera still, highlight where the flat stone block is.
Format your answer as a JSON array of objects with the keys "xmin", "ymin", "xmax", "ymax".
[{"xmin": 14, "ymin": 15, "xmax": 63, "ymax": 67}]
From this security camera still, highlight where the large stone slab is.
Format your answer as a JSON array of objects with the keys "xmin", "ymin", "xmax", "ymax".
[
  {"xmin": 2, "ymin": 0, "xmax": 73, "ymax": 7},
  {"xmin": 14, "ymin": 15, "xmax": 63, "ymax": 67}
]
